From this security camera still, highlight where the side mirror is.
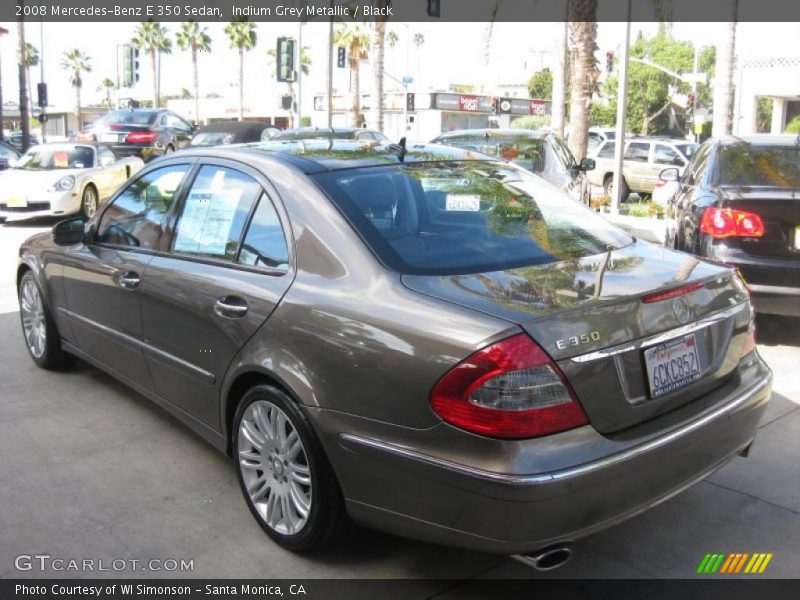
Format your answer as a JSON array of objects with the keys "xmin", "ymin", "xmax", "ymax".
[
  {"xmin": 52, "ymin": 217, "xmax": 86, "ymax": 246},
  {"xmin": 579, "ymin": 157, "xmax": 596, "ymax": 171},
  {"xmin": 660, "ymin": 167, "xmax": 680, "ymax": 182}
]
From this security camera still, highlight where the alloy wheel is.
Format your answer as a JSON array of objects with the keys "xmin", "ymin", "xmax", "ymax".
[
  {"xmin": 20, "ymin": 279, "xmax": 46, "ymax": 358},
  {"xmin": 83, "ymin": 187, "xmax": 98, "ymax": 218},
  {"xmin": 237, "ymin": 400, "xmax": 312, "ymax": 536}
]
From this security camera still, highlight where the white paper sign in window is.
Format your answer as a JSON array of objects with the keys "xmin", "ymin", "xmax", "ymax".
[{"xmin": 173, "ymin": 188, "xmax": 244, "ymax": 256}]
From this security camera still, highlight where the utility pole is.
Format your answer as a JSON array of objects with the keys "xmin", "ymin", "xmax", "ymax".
[
  {"xmin": 39, "ymin": 17, "xmax": 46, "ymax": 143},
  {"xmin": 0, "ymin": 27, "xmax": 7, "ymax": 143},
  {"xmin": 327, "ymin": 9, "xmax": 333, "ymax": 128},
  {"xmin": 296, "ymin": 20, "xmax": 303, "ymax": 127},
  {"xmin": 611, "ymin": 2, "xmax": 631, "ymax": 215}
]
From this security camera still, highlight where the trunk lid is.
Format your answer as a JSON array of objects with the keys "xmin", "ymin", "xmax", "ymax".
[
  {"xmin": 720, "ymin": 186, "xmax": 800, "ymax": 259},
  {"xmin": 403, "ymin": 240, "xmax": 752, "ymax": 433}
]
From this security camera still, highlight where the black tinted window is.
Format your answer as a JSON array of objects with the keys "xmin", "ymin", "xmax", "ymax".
[
  {"xmin": 598, "ymin": 142, "xmax": 616, "ymax": 158},
  {"xmin": 717, "ymin": 145, "xmax": 800, "ymax": 187},
  {"xmin": 438, "ymin": 135, "xmax": 547, "ymax": 172},
  {"xmin": 654, "ymin": 144, "xmax": 684, "ymax": 166},
  {"xmin": 314, "ymin": 163, "xmax": 631, "ymax": 275},
  {"xmin": 172, "ymin": 166, "xmax": 261, "ymax": 261},
  {"xmin": 97, "ymin": 164, "xmax": 190, "ymax": 249},
  {"xmin": 625, "ymin": 142, "xmax": 650, "ymax": 162},
  {"xmin": 238, "ymin": 196, "xmax": 290, "ymax": 271}
]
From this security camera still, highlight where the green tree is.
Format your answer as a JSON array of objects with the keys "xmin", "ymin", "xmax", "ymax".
[
  {"xmin": 334, "ymin": 25, "xmax": 371, "ymax": 127},
  {"xmin": 528, "ymin": 69, "xmax": 553, "ymax": 100},
  {"xmin": 132, "ymin": 21, "xmax": 172, "ymax": 108},
  {"xmin": 225, "ymin": 18, "xmax": 257, "ymax": 122},
  {"xmin": 60, "ymin": 49, "xmax": 92, "ymax": 130},
  {"xmin": 98, "ymin": 78, "xmax": 116, "ymax": 108},
  {"xmin": 412, "ymin": 32, "xmax": 424, "ymax": 74},
  {"xmin": 176, "ymin": 20, "xmax": 212, "ymax": 123}
]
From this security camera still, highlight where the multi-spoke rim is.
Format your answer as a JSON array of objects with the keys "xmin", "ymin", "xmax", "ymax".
[
  {"xmin": 237, "ymin": 400, "xmax": 312, "ymax": 536},
  {"xmin": 20, "ymin": 279, "xmax": 46, "ymax": 358},
  {"xmin": 83, "ymin": 187, "xmax": 98, "ymax": 218}
]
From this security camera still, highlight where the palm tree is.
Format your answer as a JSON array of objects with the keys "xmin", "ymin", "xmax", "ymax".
[
  {"xmin": 566, "ymin": 0, "xmax": 599, "ymax": 162},
  {"xmin": 412, "ymin": 32, "xmax": 424, "ymax": 75},
  {"xmin": 16, "ymin": 19, "xmax": 30, "ymax": 151},
  {"xmin": 372, "ymin": 3, "xmax": 389, "ymax": 132},
  {"xmin": 225, "ymin": 18, "xmax": 257, "ymax": 122},
  {"xmin": 18, "ymin": 42, "xmax": 39, "ymax": 118},
  {"xmin": 387, "ymin": 30, "xmax": 398, "ymax": 74},
  {"xmin": 98, "ymin": 78, "xmax": 115, "ymax": 108},
  {"xmin": 132, "ymin": 21, "xmax": 172, "ymax": 108},
  {"xmin": 712, "ymin": 0, "xmax": 738, "ymax": 136},
  {"xmin": 334, "ymin": 25, "xmax": 371, "ymax": 127},
  {"xmin": 176, "ymin": 20, "xmax": 211, "ymax": 123},
  {"xmin": 61, "ymin": 49, "xmax": 92, "ymax": 130},
  {"xmin": 267, "ymin": 44, "xmax": 311, "ymax": 128}
]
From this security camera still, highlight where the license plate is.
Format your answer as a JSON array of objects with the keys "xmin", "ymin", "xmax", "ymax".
[
  {"xmin": 644, "ymin": 334, "xmax": 702, "ymax": 398},
  {"xmin": 795, "ymin": 225, "xmax": 800, "ymax": 250},
  {"xmin": 100, "ymin": 133, "xmax": 120, "ymax": 143},
  {"xmin": 6, "ymin": 195, "xmax": 27, "ymax": 208}
]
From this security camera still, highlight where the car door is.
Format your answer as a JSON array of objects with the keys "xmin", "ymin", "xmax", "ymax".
[
  {"xmin": 139, "ymin": 160, "xmax": 294, "ymax": 429},
  {"xmin": 166, "ymin": 112, "xmax": 193, "ymax": 149},
  {"xmin": 623, "ymin": 141, "xmax": 651, "ymax": 192},
  {"xmin": 62, "ymin": 162, "xmax": 194, "ymax": 388}
]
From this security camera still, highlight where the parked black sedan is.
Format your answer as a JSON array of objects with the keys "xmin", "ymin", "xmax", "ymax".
[
  {"xmin": 431, "ymin": 129, "xmax": 595, "ymax": 204},
  {"xmin": 190, "ymin": 121, "xmax": 280, "ymax": 147},
  {"xmin": 85, "ymin": 109, "xmax": 195, "ymax": 161},
  {"xmin": 664, "ymin": 135, "xmax": 800, "ymax": 317}
]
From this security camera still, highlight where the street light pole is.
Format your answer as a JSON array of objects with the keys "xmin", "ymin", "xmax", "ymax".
[
  {"xmin": 0, "ymin": 27, "xmax": 7, "ymax": 143},
  {"xmin": 296, "ymin": 21, "xmax": 303, "ymax": 127},
  {"xmin": 611, "ymin": 3, "xmax": 631, "ymax": 215}
]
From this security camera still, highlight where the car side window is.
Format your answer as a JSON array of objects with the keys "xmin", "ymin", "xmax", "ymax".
[
  {"xmin": 97, "ymin": 146, "xmax": 115, "ymax": 165},
  {"xmin": 171, "ymin": 165, "xmax": 262, "ymax": 262},
  {"xmin": 356, "ymin": 131, "xmax": 374, "ymax": 141},
  {"xmin": 597, "ymin": 141, "xmax": 616, "ymax": 158},
  {"xmin": 0, "ymin": 145, "xmax": 16, "ymax": 159},
  {"xmin": 654, "ymin": 144, "xmax": 684, "ymax": 166},
  {"xmin": 553, "ymin": 136, "xmax": 576, "ymax": 167},
  {"xmin": 96, "ymin": 164, "xmax": 191, "ymax": 249},
  {"xmin": 237, "ymin": 195, "xmax": 290, "ymax": 272},
  {"xmin": 624, "ymin": 142, "xmax": 650, "ymax": 162},
  {"xmin": 683, "ymin": 144, "xmax": 711, "ymax": 186}
]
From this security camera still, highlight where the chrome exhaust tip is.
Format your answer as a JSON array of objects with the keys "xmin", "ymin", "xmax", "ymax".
[{"xmin": 512, "ymin": 544, "xmax": 573, "ymax": 571}]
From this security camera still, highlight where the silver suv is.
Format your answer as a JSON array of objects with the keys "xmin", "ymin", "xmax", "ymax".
[{"xmin": 588, "ymin": 137, "xmax": 698, "ymax": 198}]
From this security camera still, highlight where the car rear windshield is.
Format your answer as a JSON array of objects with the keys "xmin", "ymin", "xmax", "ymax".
[
  {"xmin": 314, "ymin": 162, "xmax": 632, "ymax": 275},
  {"xmin": 436, "ymin": 136, "xmax": 547, "ymax": 173},
  {"xmin": 94, "ymin": 110, "xmax": 158, "ymax": 127},
  {"xmin": 718, "ymin": 145, "xmax": 800, "ymax": 188}
]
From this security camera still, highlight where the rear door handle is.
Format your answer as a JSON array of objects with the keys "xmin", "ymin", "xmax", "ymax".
[
  {"xmin": 117, "ymin": 271, "xmax": 140, "ymax": 290},
  {"xmin": 214, "ymin": 296, "xmax": 248, "ymax": 319}
]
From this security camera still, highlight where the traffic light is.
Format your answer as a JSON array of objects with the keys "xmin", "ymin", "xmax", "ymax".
[
  {"xmin": 276, "ymin": 37, "xmax": 296, "ymax": 83},
  {"xmin": 281, "ymin": 94, "xmax": 293, "ymax": 110},
  {"xmin": 36, "ymin": 83, "xmax": 47, "ymax": 108},
  {"xmin": 406, "ymin": 92, "xmax": 415, "ymax": 112},
  {"xmin": 337, "ymin": 46, "xmax": 346, "ymax": 69},
  {"xmin": 427, "ymin": 0, "xmax": 440, "ymax": 17},
  {"xmin": 122, "ymin": 45, "xmax": 140, "ymax": 88},
  {"xmin": 605, "ymin": 51, "xmax": 614, "ymax": 73}
]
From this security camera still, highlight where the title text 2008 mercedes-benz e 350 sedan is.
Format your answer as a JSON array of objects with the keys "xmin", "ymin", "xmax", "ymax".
[{"xmin": 17, "ymin": 141, "xmax": 771, "ymax": 559}]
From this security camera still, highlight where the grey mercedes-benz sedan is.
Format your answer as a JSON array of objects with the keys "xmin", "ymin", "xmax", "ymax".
[{"xmin": 17, "ymin": 140, "xmax": 771, "ymax": 561}]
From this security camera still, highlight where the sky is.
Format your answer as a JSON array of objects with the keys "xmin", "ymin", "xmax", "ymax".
[{"xmin": 0, "ymin": 20, "xmax": 798, "ymax": 117}]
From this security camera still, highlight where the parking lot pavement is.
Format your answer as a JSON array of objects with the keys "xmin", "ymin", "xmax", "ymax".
[{"xmin": 1, "ymin": 221, "xmax": 799, "ymax": 583}]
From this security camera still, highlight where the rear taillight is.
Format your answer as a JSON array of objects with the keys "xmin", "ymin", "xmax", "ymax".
[
  {"xmin": 126, "ymin": 131, "xmax": 157, "ymax": 143},
  {"xmin": 700, "ymin": 207, "xmax": 765, "ymax": 239},
  {"xmin": 430, "ymin": 334, "xmax": 588, "ymax": 439}
]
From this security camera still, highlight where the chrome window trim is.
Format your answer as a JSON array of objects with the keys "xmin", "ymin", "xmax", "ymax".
[{"xmin": 569, "ymin": 302, "xmax": 748, "ymax": 364}]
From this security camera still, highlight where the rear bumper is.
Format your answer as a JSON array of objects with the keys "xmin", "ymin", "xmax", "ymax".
[
  {"xmin": 706, "ymin": 244, "xmax": 800, "ymax": 317},
  {"xmin": 315, "ymin": 354, "xmax": 771, "ymax": 554},
  {"xmin": 109, "ymin": 144, "xmax": 164, "ymax": 161}
]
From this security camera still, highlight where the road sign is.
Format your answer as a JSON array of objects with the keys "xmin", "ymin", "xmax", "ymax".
[
  {"xmin": 402, "ymin": 76, "xmax": 413, "ymax": 84},
  {"xmin": 337, "ymin": 46, "xmax": 346, "ymax": 69}
]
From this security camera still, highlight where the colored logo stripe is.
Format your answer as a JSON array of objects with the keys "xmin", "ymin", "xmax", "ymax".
[{"xmin": 697, "ymin": 553, "xmax": 773, "ymax": 574}]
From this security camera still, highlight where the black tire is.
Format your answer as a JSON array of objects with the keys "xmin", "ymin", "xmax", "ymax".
[
  {"xmin": 603, "ymin": 174, "xmax": 629, "ymax": 201},
  {"xmin": 233, "ymin": 385, "xmax": 349, "ymax": 552},
  {"xmin": 80, "ymin": 185, "xmax": 99, "ymax": 220},
  {"xmin": 18, "ymin": 272, "xmax": 73, "ymax": 369}
]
